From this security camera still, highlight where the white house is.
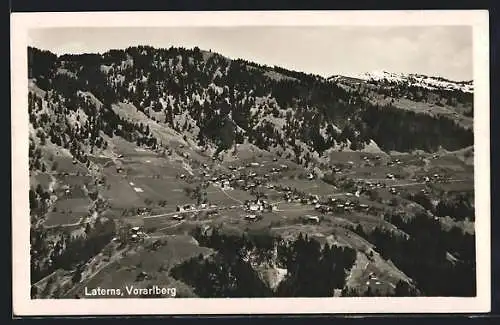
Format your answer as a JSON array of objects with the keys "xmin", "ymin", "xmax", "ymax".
[
  {"xmin": 245, "ymin": 214, "xmax": 257, "ymax": 220},
  {"xmin": 249, "ymin": 204, "xmax": 260, "ymax": 212},
  {"xmin": 305, "ymin": 215, "xmax": 320, "ymax": 223},
  {"xmin": 172, "ymin": 214, "xmax": 184, "ymax": 220}
]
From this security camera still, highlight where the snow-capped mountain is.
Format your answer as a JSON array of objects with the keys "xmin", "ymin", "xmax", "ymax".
[{"xmin": 357, "ymin": 70, "xmax": 473, "ymax": 93}]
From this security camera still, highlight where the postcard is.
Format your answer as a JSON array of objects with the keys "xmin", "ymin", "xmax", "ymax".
[{"xmin": 11, "ymin": 10, "xmax": 490, "ymax": 315}]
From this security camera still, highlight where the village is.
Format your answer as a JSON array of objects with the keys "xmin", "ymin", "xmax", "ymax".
[{"xmin": 109, "ymin": 147, "xmax": 461, "ymax": 249}]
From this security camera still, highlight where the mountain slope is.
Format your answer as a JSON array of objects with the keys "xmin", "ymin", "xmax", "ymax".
[{"xmin": 28, "ymin": 46, "xmax": 474, "ymax": 172}]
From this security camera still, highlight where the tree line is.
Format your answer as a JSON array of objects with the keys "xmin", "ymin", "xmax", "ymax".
[
  {"xmin": 170, "ymin": 227, "xmax": 357, "ymax": 297},
  {"xmin": 355, "ymin": 212, "xmax": 475, "ymax": 297}
]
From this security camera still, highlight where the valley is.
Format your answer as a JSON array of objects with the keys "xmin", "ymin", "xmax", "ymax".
[{"xmin": 28, "ymin": 45, "xmax": 475, "ymax": 299}]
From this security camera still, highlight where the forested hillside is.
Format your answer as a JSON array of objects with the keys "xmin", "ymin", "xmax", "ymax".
[{"xmin": 28, "ymin": 45, "xmax": 474, "ymax": 169}]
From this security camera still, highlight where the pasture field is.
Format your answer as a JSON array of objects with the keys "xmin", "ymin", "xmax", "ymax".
[
  {"xmin": 31, "ymin": 172, "xmax": 52, "ymax": 189},
  {"xmin": 143, "ymin": 216, "xmax": 181, "ymax": 232},
  {"xmin": 41, "ymin": 144, "xmax": 89, "ymax": 174},
  {"xmin": 330, "ymin": 151, "xmax": 389, "ymax": 165},
  {"xmin": 430, "ymin": 154, "xmax": 473, "ymax": 170},
  {"xmin": 388, "ymin": 153, "xmax": 428, "ymax": 166},
  {"xmin": 278, "ymin": 178, "xmax": 338, "ymax": 196},
  {"xmin": 350, "ymin": 165, "xmax": 409, "ymax": 180},
  {"xmin": 109, "ymin": 134, "xmax": 157, "ymax": 157},
  {"xmin": 206, "ymin": 185, "xmax": 253, "ymax": 206},
  {"xmin": 128, "ymin": 177, "xmax": 193, "ymax": 204},
  {"xmin": 57, "ymin": 174, "xmax": 93, "ymax": 187},
  {"xmin": 52, "ymin": 156, "xmax": 89, "ymax": 174},
  {"xmin": 270, "ymin": 224, "xmax": 334, "ymax": 242},
  {"xmin": 344, "ymin": 251, "xmax": 410, "ymax": 296},
  {"xmin": 306, "ymin": 181, "xmax": 341, "ymax": 197},
  {"xmin": 101, "ymin": 175, "xmax": 144, "ymax": 209},
  {"xmin": 44, "ymin": 212, "xmax": 84, "ymax": 227},
  {"xmin": 121, "ymin": 159, "xmax": 184, "ymax": 178},
  {"xmin": 274, "ymin": 202, "xmax": 316, "ymax": 215},
  {"xmin": 328, "ymin": 228, "xmax": 374, "ymax": 252},
  {"xmin": 45, "ymin": 197, "xmax": 92, "ymax": 226},
  {"xmin": 429, "ymin": 180, "xmax": 474, "ymax": 192},
  {"xmin": 71, "ymin": 235, "xmax": 213, "ymax": 298},
  {"xmin": 55, "ymin": 185, "xmax": 87, "ymax": 199},
  {"xmin": 88, "ymin": 155, "xmax": 114, "ymax": 166}
]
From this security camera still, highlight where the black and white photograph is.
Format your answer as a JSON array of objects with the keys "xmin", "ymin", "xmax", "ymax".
[{"xmin": 11, "ymin": 10, "xmax": 490, "ymax": 315}]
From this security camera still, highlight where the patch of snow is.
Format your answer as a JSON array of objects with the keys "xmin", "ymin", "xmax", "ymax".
[{"xmin": 357, "ymin": 70, "xmax": 473, "ymax": 93}]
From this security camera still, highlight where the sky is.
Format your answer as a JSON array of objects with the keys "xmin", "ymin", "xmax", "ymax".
[{"xmin": 28, "ymin": 26, "xmax": 473, "ymax": 81}]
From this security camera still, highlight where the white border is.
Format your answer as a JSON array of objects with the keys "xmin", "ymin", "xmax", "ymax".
[{"xmin": 11, "ymin": 10, "xmax": 490, "ymax": 316}]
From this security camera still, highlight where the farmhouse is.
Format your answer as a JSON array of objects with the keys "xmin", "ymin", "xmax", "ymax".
[
  {"xmin": 244, "ymin": 214, "xmax": 258, "ymax": 221},
  {"xmin": 248, "ymin": 204, "xmax": 261, "ymax": 212},
  {"xmin": 304, "ymin": 215, "xmax": 320, "ymax": 224}
]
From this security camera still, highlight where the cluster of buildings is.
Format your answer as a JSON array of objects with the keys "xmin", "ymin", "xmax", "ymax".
[
  {"xmin": 386, "ymin": 158, "xmax": 402, "ymax": 166},
  {"xmin": 243, "ymin": 214, "xmax": 263, "ymax": 221},
  {"xmin": 130, "ymin": 226, "xmax": 146, "ymax": 241},
  {"xmin": 244, "ymin": 198, "xmax": 277, "ymax": 213},
  {"xmin": 416, "ymin": 173, "xmax": 447, "ymax": 183},
  {"xmin": 176, "ymin": 203, "xmax": 217, "ymax": 213},
  {"xmin": 208, "ymin": 164, "xmax": 289, "ymax": 193},
  {"xmin": 301, "ymin": 215, "xmax": 320, "ymax": 224},
  {"xmin": 314, "ymin": 197, "xmax": 370, "ymax": 214}
]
